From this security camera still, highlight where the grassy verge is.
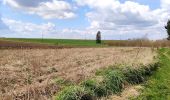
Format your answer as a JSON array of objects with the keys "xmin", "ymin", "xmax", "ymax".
[
  {"xmin": 136, "ymin": 48, "xmax": 170, "ymax": 100},
  {"xmin": 54, "ymin": 62, "xmax": 159, "ymax": 100}
]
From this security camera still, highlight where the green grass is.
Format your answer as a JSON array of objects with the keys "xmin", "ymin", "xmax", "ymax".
[
  {"xmin": 55, "ymin": 63, "xmax": 159, "ymax": 100},
  {"xmin": 137, "ymin": 48, "xmax": 170, "ymax": 100},
  {"xmin": 0, "ymin": 38, "xmax": 107, "ymax": 47},
  {"xmin": 55, "ymin": 86, "xmax": 94, "ymax": 100}
]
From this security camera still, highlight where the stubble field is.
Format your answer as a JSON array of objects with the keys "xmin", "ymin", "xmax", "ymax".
[{"xmin": 0, "ymin": 47, "xmax": 156, "ymax": 99}]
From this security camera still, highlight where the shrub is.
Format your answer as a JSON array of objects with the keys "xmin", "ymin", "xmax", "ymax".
[{"xmin": 55, "ymin": 86, "xmax": 94, "ymax": 100}]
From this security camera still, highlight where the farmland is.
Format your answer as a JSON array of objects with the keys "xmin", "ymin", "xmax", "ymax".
[
  {"xmin": 1, "ymin": 38, "xmax": 170, "ymax": 48},
  {"xmin": 0, "ymin": 47, "xmax": 157, "ymax": 99},
  {"xmin": 0, "ymin": 0, "xmax": 170, "ymax": 99},
  {"xmin": 0, "ymin": 38, "xmax": 106, "ymax": 47}
]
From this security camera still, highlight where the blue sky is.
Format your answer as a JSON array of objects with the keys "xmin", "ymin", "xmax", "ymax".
[{"xmin": 0, "ymin": 0, "xmax": 170, "ymax": 40}]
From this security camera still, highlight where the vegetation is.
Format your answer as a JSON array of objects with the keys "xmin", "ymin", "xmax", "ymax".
[
  {"xmin": 55, "ymin": 86, "xmax": 94, "ymax": 100},
  {"xmin": 103, "ymin": 69, "xmax": 124, "ymax": 94},
  {"xmin": 0, "ymin": 38, "xmax": 105, "ymax": 47},
  {"xmin": 55, "ymin": 62, "xmax": 159, "ymax": 100},
  {"xmin": 105, "ymin": 40, "xmax": 170, "ymax": 47},
  {"xmin": 0, "ymin": 48, "xmax": 155, "ymax": 99},
  {"xmin": 136, "ymin": 48, "xmax": 170, "ymax": 99},
  {"xmin": 96, "ymin": 31, "xmax": 101, "ymax": 44},
  {"xmin": 81, "ymin": 79, "xmax": 107, "ymax": 97},
  {"xmin": 165, "ymin": 20, "xmax": 170, "ymax": 40},
  {"xmin": 2, "ymin": 38, "xmax": 170, "ymax": 48}
]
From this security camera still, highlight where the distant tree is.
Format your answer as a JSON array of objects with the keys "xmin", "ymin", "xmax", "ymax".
[
  {"xmin": 165, "ymin": 20, "xmax": 170, "ymax": 40},
  {"xmin": 96, "ymin": 31, "xmax": 101, "ymax": 44}
]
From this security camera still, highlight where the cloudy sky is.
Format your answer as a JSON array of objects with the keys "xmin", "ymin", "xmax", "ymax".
[{"xmin": 0, "ymin": 0, "xmax": 170, "ymax": 40}]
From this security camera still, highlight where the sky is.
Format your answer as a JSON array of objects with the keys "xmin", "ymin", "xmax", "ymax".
[{"xmin": 0, "ymin": 0, "xmax": 170, "ymax": 40}]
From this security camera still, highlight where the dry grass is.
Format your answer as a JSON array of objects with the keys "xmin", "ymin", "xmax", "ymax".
[
  {"xmin": 103, "ymin": 85, "xmax": 142, "ymax": 100},
  {"xmin": 105, "ymin": 40, "xmax": 170, "ymax": 47},
  {"xmin": 0, "ymin": 47, "xmax": 156, "ymax": 99}
]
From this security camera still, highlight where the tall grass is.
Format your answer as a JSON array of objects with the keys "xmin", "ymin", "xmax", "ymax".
[
  {"xmin": 55, "ymin": 86, "xmax": 94, "ymax": 100},
  {"xmin": 105, "ymin": 40, "xmax": 170, "ymax": 47},
  {"xmin": 55, "ymin": 62, "xmax": 159, "ymax": 100}
]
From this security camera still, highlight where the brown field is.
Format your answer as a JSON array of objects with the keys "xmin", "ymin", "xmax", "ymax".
[
  {"xmin": 0, "ymin": 40, "xmax": 69, "ymax": 49},
  {"xmin": 0, "ymin": 47, "xmax": 156, "ymax": 99},
  {"xmin": 105, "ymin": 40, "xmax": 170, "ymax": 47}
]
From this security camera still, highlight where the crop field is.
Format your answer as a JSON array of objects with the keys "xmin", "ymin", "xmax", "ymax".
[
  {"xmin": 1, "ymin": 38, "xmax": 170, "ymax": 48},
  {"xmin": 0, "ymin": 47, "xmax": 156, "ymax": 99},
  {"xmin": 0, "ymin": 38, "xmax": 106, "ymax": 47}
]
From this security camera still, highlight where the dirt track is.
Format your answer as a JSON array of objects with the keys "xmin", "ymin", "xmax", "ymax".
[{"xmin": 0, "ymin": 47, "xmax": 156, "ymax": 99}]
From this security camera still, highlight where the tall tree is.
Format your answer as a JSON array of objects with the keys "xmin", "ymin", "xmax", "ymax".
[
  {"xmin": 165, "ymin": 20, "xmax": 170, "ymax": 40},
  {"xmin": 96, "ymin": 31, "xmax": 101, "ymax": 44}
]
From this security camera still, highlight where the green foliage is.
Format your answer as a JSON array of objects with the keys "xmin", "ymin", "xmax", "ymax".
[
  {"xmin": 165, "ymin": 20, "xmax": 170, "ymax": 40},
  {"xmin": 55, "ymin": 86, "xmax": 94, "ymax": 100}
]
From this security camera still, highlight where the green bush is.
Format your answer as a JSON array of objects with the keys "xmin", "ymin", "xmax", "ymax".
[{"xmin": 55, "ymin": 86, "xmax": 94, "ymax": 100}]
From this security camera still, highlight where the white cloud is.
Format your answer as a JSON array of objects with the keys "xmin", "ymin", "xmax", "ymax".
[
  {"xmin": 76, "ymin": 0, "xmax": 158, "ymax": 29},
  {"xmin": 3, "ymin": 0, "xmax": 76, "ymax": 19},
  {"xmin": 3, "ymin": 0, "xmax": 51, "ymax": 7},
  {"xmin": 2, "ymin": 18, "xmax": 56, "ymax": 36},
  {"xmin": 1, "ymin": 0, "xmax": 170, "ymax": 40},
  {"xmin": 74, "ymin": 0, "xmax": 170, "ymax": 40},
  {"xmin": 1, "ymin": 18, "xmax": 94, "ymax": 39},
  {"xmin": 161, "ymin": 0, "xmax": 170, "ymax": 10}
]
